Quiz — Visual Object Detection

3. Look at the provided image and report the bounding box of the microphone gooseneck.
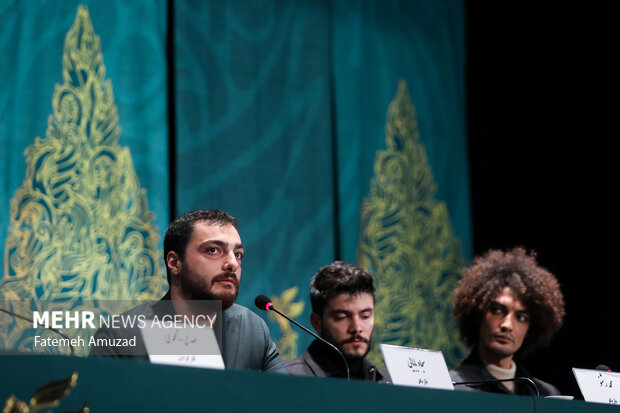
[453,377,540,396]
[255,294,350,380]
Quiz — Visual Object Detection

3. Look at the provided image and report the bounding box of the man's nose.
[348,316,363,333]
[500,314,514,331]
[222,251,239,272]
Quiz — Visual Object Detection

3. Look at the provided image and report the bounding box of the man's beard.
[180,269,239,310]
[321,329,372,360]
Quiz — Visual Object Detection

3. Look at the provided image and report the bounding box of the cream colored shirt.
[486,361,517,393]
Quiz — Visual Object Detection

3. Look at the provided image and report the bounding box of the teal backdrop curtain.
[0,0,170,255]
[332,0,470,263]
[0,0,169,353]
[173,0,470,363]
[173,0,337,359]
[1,0,469,365]
[331,0,469,364]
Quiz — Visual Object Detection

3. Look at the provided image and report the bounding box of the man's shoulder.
[222,303,286,373]
[226,303,265,324]
[284,347,391,382]
[516,361,562,396]
[363,358,391,383]
[284,351,316,376]
[449,351,493,391]
[374,364,391,383]
[450,351,483,373]
[450,357,485,379]
[284,353,306,366]
[531,377,561,396]
[88,303,155,357]
[224,303,271,343]
[226,303,253,316]
[118,300,161,318]
[450,352,562,396]
[449,364,479,386]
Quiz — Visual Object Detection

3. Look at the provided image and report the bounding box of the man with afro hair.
[450,248,565,396]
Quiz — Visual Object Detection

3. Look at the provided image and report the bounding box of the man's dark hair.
[310,261,375,316]
[163,209,238,284]
[453,247,565,357]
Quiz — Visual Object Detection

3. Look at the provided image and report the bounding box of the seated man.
[90,209,286,373]
[450,248,565,395]
[285,261,390,382]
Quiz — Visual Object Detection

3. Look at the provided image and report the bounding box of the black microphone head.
[596,364,612,371]
[255,295,273,311]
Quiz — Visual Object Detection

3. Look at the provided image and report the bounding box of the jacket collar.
[304,339,385,381]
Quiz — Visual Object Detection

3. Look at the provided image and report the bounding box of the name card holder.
[573,368,620,405]
[142,324,224,370]
[380,344,454,390]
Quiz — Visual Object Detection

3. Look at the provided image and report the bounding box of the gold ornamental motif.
[0,6,166,355]
[3,372,88,413]
[268,286,305,360]
[359,80,467,367]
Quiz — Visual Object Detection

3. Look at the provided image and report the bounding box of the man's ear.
[310,312,322,335]
[166,251,182,277]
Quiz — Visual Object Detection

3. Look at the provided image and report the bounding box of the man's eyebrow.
[198,240,244,251]
[199,240,227,248]
[489,301,529,313]
[330,308,373,314]
[329,309,352,315]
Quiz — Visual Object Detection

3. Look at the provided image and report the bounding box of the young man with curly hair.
[450,247,565,396]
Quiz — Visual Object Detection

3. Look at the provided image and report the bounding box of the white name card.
[142,325,225,370]
[380,344,454,390]
[573,368,620,405]
[147,354,225,369]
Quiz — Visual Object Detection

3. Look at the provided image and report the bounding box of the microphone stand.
[453,377,540,396]
[258,300,350,380]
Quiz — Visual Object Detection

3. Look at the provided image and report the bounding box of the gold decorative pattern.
[0,6,166,354]
[268,286,305,360]
[358,80,467,367]
[3,372,88,413]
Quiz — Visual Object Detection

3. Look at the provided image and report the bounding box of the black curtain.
[466,2,617,397]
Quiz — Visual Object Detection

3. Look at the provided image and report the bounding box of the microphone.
[453,377,540,396]
[0,307,75,355]
[255,295,274,311]
[255,294,350,380]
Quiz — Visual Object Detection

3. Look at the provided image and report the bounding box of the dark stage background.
[466,2,617,397]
